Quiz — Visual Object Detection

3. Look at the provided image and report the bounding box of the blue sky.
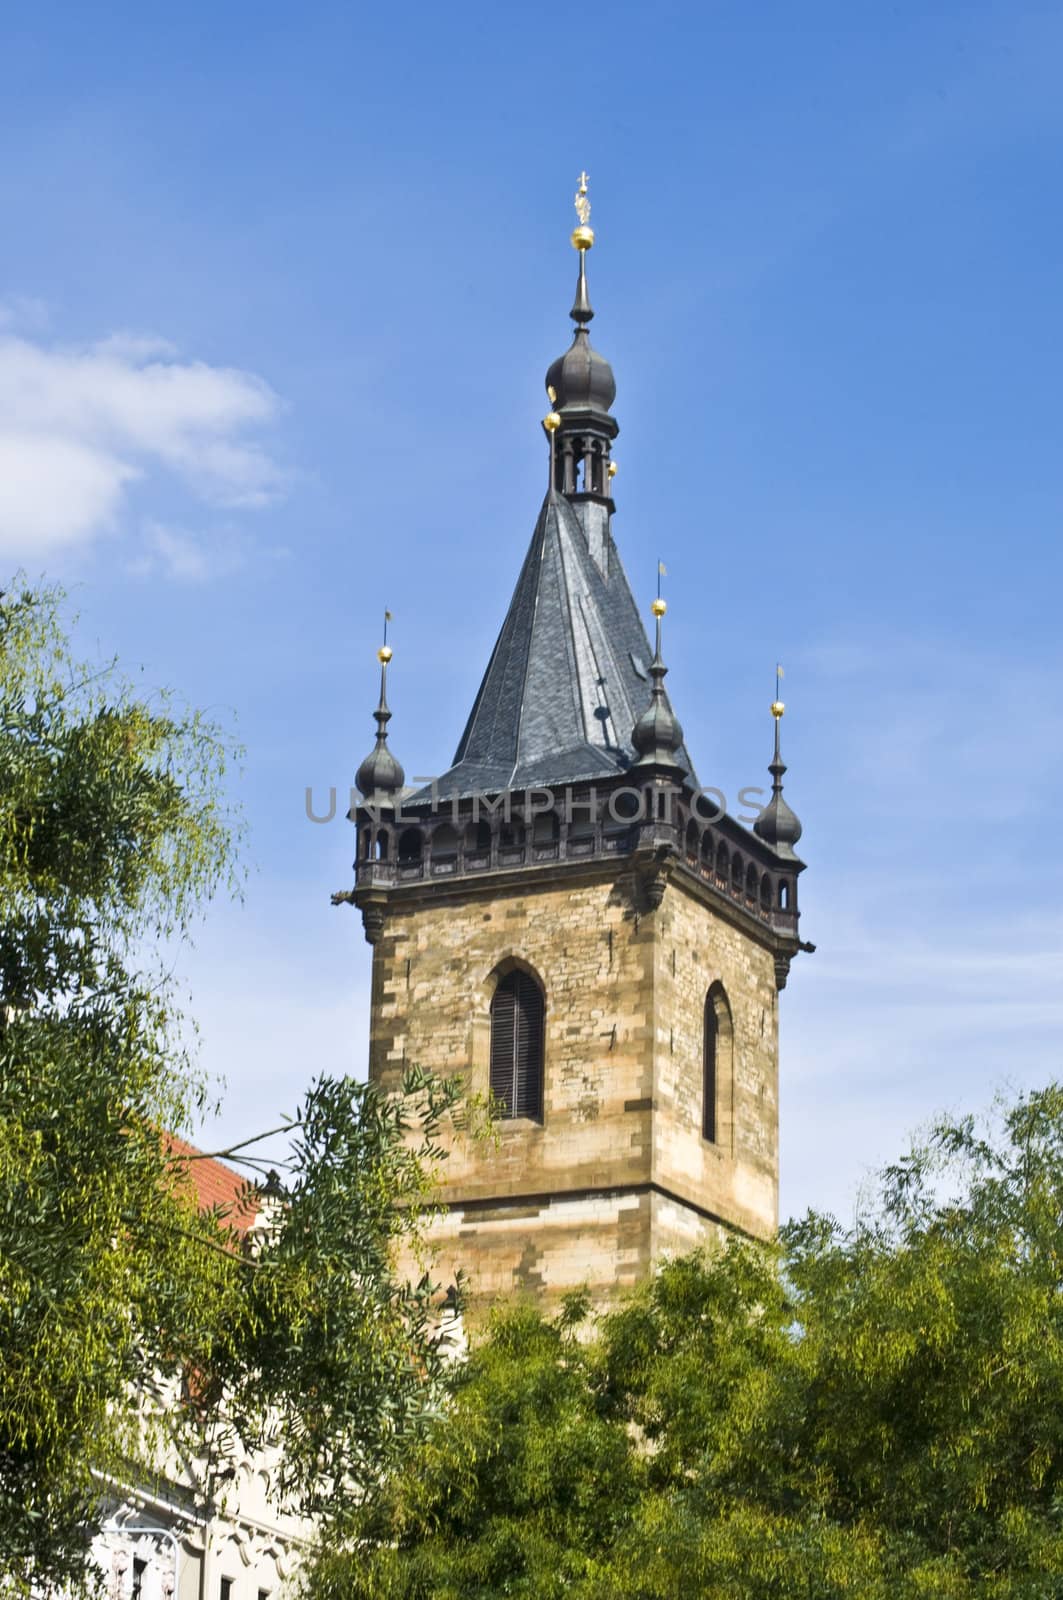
[2,1,1061,1223]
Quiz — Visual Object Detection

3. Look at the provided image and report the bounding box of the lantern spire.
[355,612,405,800]
[631,571,685,771]
[753,668,803,857]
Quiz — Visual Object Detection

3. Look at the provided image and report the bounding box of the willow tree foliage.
[309,1085,1063,1600]
[0,582,458,1594]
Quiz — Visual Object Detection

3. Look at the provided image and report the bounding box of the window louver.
[490,970,544,1121]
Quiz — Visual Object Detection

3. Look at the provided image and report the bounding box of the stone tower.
[340,182,809,1304]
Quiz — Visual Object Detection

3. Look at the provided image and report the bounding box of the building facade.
[87,1144,310,1600]
[340,181,809,1305]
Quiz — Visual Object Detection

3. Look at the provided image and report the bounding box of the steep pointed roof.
[423,492,695,800]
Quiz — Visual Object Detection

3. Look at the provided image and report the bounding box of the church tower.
[340,179,809,1303]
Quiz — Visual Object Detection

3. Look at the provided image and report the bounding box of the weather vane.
[574,171,591,228]
[571,171,595,251]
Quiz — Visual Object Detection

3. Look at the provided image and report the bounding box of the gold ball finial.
[378,645,393,664]
[543,410,562,433]
[571,224,595,250]
[651,597,667,618]
[771,699,785,719]
[607,459,618,478]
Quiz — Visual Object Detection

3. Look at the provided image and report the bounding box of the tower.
[340,180,809,1304]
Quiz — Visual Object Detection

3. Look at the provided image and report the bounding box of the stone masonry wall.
[651,874,779,1248]
[369,858,779,1303]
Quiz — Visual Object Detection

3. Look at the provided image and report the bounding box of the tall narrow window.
[490,968,545,1121]
[703,997,718,1143]
[703,983,732,1145]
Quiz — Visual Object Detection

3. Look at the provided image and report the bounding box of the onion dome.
[632,599,685,770]
[545,247,617,416]
[545,329,616,416]
[753,695,803,856]
[356,638,405,800]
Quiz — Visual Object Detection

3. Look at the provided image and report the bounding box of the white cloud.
[138,521,214,583]
[0,432,137,550]
[130,518,284,583]
[0,326,285,558]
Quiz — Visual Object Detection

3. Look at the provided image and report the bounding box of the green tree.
[0,581,458,1594]
[309,1085,1063,1599]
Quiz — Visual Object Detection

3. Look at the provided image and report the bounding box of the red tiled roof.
[166,1132,259,1236]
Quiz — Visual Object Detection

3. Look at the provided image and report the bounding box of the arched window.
[490,968,545,1121]
[532,810,560,846]
[432,822,459,859]
[703,983,732,1145]
[398,827,423,865]
[569,805,597,850]
[609,789,642,822]
[466,819,492,852]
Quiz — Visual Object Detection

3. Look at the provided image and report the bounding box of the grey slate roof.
[417,492,696,802]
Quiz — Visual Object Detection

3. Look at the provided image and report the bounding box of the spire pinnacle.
[771,662,785,721]
[632,579,685,771]
[355,612,405,801]
[754,666,802,855]
[570,170,595,323]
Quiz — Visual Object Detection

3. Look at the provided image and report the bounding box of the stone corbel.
[775,940,813,991]
[356,891,388,946]
[336,884,389,945]
[634,842,674,913]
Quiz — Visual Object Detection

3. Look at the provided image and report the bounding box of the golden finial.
[378,609,393,664]
[607,459,618,478]
[571,170,594,250]
[772,662,785,718]
[543,410,562,433]
[651,559,667,615]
